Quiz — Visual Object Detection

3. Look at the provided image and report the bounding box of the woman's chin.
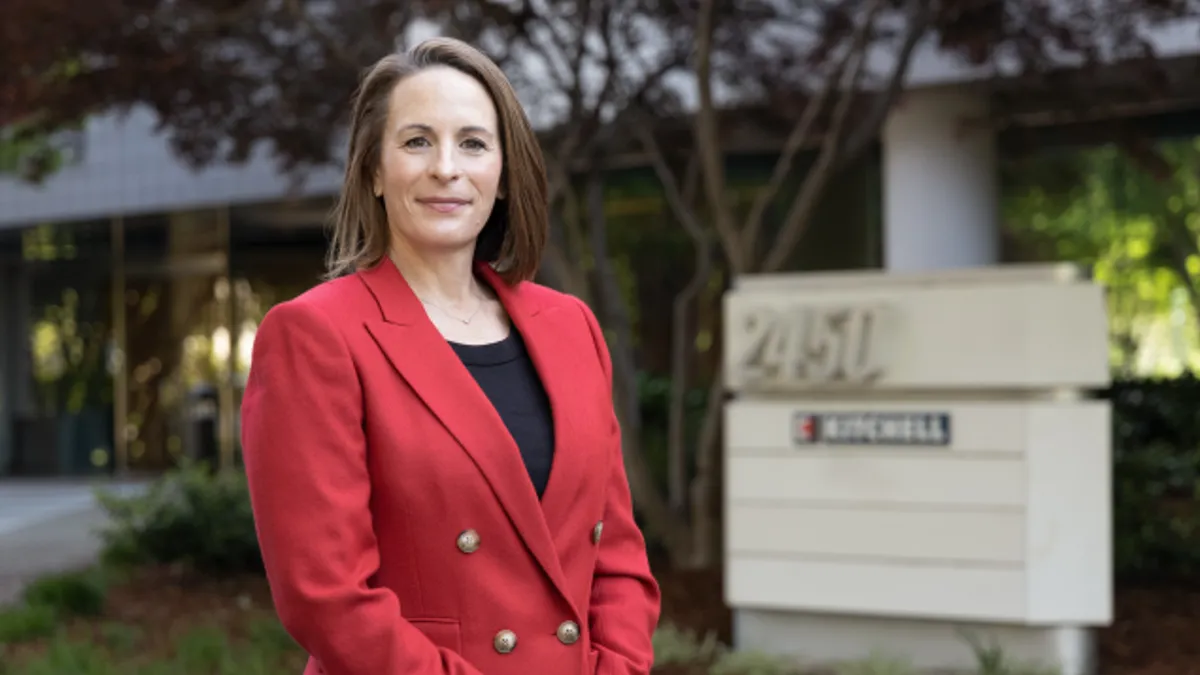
[411,231,484,255]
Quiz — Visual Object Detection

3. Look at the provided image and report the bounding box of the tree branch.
[688,369,725,567]
[695,0,745,275]
[741,7,873,262]
[837,0,933,169]
[584,161,690,552]
[636,119,712,513]
[282,0,362,71]
[759,0,880,273]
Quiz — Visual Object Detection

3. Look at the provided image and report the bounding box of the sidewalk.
[0,481,146,606]
[0,508,109,605]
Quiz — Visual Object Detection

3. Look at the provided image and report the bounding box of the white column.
[882,86,999,271]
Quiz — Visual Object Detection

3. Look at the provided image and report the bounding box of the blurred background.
[2,1,1200,674]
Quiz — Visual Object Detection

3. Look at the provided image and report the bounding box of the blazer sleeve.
[576,297,663,675]
[240,298,484,675]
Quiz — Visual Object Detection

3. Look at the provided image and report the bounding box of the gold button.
[494,629,517,654]
[592,521,603,545]
[556,620,580,645]
[456,529,480,554]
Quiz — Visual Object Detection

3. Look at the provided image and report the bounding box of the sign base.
[734,608,1094,675]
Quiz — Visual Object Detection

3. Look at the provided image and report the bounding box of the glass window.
[2,219,114,476]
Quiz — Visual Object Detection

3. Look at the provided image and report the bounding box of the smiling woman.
[375,66,506,294]
[324,40,547,292]
[239,37,661,675]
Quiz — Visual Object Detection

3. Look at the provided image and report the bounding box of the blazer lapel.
[358,260,574,611]
[484,266,595,549]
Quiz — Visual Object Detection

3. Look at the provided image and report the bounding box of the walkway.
[0,480,145,605]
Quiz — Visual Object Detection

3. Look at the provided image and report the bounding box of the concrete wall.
[0,108,341,229]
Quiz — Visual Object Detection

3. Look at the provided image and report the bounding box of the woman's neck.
[388,241,483,308]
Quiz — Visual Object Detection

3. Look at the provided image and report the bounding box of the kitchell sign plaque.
[793,411,951,446]
[722,264,1112,675]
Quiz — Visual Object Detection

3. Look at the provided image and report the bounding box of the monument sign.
[723,264,1111,675]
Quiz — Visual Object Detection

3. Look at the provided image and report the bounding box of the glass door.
[113,210,234,474]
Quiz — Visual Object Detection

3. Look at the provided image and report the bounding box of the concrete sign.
[723,264,1112,675]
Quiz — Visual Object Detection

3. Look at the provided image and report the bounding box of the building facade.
[0,108,338,476]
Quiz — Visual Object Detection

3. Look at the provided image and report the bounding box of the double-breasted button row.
[460,522,601,554]
[460,529,585,655]
[492,622,580,655]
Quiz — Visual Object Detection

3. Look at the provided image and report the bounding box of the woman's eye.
[403,137,430,148]
[462,138,487,151]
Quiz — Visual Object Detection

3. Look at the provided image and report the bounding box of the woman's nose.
[430,146,460,181]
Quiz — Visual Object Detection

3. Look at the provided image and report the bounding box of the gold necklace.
[419,296,484,325]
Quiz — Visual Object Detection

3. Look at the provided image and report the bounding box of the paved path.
[0,480,146,606]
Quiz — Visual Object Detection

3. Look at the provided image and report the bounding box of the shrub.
[962,630,1060,675]
[836,653,917,675]
[22,568,107,618]
[172,624,237,674]
[9,636,116,675]
[96,462,263,576]
[1108,378,1200,584]
[653,624,726,669]
[0,569,109,647]
[0,603,57,644]
[711,650,800,675]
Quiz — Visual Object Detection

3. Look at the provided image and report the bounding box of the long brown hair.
[325,38,548,284]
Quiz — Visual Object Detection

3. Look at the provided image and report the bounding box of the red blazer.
[240,259,661,675]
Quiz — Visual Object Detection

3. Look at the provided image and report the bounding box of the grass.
[0,617,303,674]
[0,565,305,675]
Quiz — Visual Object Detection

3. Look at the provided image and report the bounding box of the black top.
[449,330,556,498]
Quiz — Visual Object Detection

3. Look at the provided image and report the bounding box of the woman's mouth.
[419,198,470,213]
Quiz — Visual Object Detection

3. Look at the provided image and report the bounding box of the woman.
[239,37,661,675]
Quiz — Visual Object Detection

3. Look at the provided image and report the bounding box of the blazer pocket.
[409,618,463,653]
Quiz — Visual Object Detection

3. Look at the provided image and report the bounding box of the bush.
[97,463,262,576]
[22,569,107,618]
[0,603,57,644]
[0,569,109,648]
[653,624,726,669]
[1109,377,1200,585]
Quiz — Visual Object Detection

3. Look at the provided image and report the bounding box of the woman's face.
[375,66,504,257]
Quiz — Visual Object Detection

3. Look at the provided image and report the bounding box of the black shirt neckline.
[447,330,522,366]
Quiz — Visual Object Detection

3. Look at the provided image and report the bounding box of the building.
[2,17,1199,477]
[0,109,341,476]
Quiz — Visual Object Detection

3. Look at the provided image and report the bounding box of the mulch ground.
[7,563,1200,674]
[1098,586,1200,675]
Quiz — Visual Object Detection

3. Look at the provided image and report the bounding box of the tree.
[643,0,1200,566]
[622,0,933,567]
[0,122,78,182]
[2,0,1198,568]
[1006,139,1200,377]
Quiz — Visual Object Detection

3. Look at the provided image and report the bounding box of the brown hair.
[325,37,548,284]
